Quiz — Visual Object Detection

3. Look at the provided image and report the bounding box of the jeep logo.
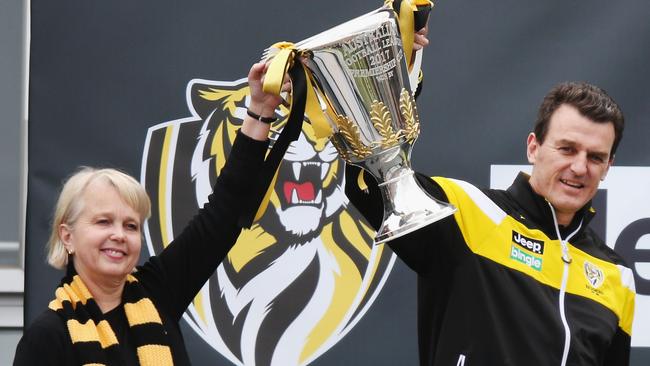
[512,230,545,254]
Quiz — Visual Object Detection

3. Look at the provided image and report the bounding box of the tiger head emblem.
[141,77,396,366]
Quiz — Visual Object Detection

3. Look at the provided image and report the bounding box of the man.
[345,82,636,365]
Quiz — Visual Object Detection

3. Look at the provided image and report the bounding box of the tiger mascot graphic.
[141,77,396,366]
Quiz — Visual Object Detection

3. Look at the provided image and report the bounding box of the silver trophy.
[268,4,456,243]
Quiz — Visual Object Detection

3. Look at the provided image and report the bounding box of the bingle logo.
[512,230,544,254]
[510,246,543,271]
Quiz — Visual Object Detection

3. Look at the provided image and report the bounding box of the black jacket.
[346,166,635,366]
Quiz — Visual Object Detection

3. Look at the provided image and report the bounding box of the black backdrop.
[26,1,650,364]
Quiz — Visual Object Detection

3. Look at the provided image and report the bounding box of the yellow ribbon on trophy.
[397,0,416,68]
[388,0,432,69]
[249,42,334,223]
[263,42,333,139]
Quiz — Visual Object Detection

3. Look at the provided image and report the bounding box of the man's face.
[527,104,615,225]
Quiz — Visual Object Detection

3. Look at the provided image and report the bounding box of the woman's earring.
[67,248,74,255]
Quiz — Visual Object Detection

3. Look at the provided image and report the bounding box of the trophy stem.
[374,167,456,244]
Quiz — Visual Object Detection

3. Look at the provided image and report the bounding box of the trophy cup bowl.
[274,5,456,244]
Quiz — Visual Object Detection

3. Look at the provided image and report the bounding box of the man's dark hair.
[534,81,624,156]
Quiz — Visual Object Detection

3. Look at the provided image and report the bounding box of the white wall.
[0,0,27,361]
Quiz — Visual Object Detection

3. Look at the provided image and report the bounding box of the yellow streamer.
[263,42,332,140]
[253,42,297,222]
[304,72,333,139]
[398,0,416,68]
[253,167,280,222]
[263,47,295,96]
[357,169,368,192]
[253,40,344,221]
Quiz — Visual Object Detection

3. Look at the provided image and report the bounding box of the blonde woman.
[14,62,281,366]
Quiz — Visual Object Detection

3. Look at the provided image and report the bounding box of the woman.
[13,62,284,365]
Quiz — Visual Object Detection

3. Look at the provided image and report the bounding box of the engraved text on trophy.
[341,23,404,81]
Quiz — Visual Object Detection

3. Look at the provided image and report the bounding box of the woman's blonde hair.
[47,167,151,269]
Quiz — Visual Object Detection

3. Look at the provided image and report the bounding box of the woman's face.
[60,179,142,287]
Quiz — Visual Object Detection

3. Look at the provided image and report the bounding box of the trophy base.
[374,170,456,245]
[375,204,456,244]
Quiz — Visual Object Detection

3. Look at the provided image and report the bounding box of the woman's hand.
[247,62,286,118]
[241,61,290,141]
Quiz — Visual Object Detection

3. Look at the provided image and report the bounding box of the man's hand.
[413,26,429,51]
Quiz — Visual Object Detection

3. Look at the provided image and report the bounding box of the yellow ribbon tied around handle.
[262,42,295,96]
[263,42,333,140]
[264,42,333,139]
[398,0,417,68]
[394,0,432,69]
[251,42,333,223]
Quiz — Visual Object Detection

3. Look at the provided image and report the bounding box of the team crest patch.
[584,260,605,289]
[140,77,396,365]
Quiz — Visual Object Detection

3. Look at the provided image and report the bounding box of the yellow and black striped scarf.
[49,271,174,366]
